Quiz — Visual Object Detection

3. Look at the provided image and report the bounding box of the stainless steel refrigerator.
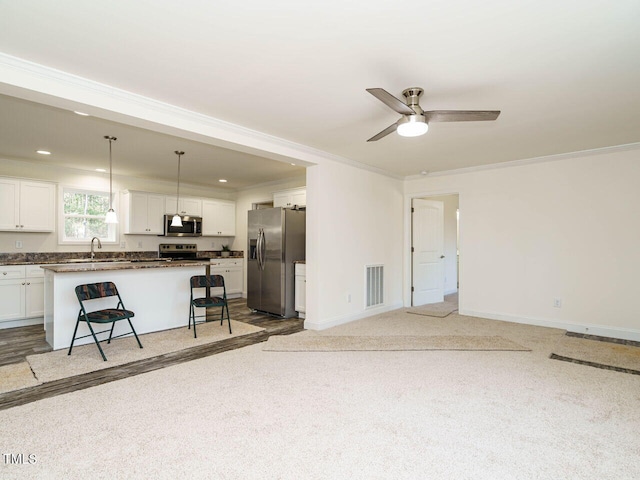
[247,207,305,317]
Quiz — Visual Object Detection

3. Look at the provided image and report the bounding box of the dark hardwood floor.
[0,324,52,368]
[0,298,304,411]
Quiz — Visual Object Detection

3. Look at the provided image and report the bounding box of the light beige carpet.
[406,301,458,317]
[24,320,264,384]
[263,334,530,352]
[0,362,41,394]
[406,291,459,318]
[551,335,640,373]
[2,309,640,480]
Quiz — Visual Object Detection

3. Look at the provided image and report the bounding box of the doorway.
[411,194,459,306]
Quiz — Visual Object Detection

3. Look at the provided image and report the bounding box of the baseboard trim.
[0,317,44,330]
[460,309,640,342]
[304,302,404,331]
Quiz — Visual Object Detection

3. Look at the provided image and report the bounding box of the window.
[59,187,117,243]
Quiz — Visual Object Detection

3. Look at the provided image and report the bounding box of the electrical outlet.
[120,241,126,249]
[15,240,23,249]
[553,298,562,308]
[137,241,143,249]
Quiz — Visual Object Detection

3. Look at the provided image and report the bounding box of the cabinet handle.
[27,282,31,285]
[22,282,26,285]
[2,272,6,275]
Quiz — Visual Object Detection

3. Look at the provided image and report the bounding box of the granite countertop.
[0,250,244,266]
[41,259,211,273]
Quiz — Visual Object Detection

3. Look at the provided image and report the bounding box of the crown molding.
[404,142,640,181]
[0,53,401,181]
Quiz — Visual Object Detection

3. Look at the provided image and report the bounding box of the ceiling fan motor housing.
[402,87,424,113]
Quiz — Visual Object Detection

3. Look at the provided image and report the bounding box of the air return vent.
[366,265,384,308]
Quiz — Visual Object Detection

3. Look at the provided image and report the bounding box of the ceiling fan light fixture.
[397,115,428,137]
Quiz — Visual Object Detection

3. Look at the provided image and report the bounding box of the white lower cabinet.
[210,258,243,298]
[25,266,45,318]
[295,263,306,318]
[0,265,45,324]
[0,278,26,321]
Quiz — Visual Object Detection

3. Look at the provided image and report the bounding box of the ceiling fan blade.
[424,110,501,122]
[367,122,398,142]
[366,88,415,115]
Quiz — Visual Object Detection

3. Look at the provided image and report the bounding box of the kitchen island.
[42,260,211,350]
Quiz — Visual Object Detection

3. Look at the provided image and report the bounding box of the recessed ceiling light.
[218,179,228,183]
[74,111,90,116]
[290,163,296,166]
[95,168,106,173]
[36,150,51,155]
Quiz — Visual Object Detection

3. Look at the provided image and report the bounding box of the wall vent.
[366,265,384,308]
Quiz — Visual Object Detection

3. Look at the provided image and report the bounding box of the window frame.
[58,185,118,245]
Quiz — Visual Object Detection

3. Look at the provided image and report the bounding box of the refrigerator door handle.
[256,228,262,269]
[259,229,266,271]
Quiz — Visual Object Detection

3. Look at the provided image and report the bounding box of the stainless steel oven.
[163,215,202,237]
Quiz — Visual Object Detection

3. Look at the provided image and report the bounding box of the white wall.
[404,147,640,340]
[305,159,404,329]
[0,158,235,254]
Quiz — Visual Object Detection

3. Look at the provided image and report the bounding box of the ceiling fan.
[366,87,500,142]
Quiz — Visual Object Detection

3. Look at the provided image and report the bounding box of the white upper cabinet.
[122,191,165,235]
[273,187,306,208]
[0,178,55,232]
[202,199,236,236]
[165,196,202,217]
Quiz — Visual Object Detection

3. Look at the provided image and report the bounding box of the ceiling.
[0,0,639,186]
[0,93,306,190]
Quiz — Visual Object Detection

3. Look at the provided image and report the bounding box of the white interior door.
[412,199,445,306]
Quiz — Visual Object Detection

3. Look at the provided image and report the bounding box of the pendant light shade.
[105,209,118,224]
[171,214,183,227]
[104,136,118,224]
[172,151,185,227]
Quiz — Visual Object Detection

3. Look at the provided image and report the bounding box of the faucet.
[90,237,102,260]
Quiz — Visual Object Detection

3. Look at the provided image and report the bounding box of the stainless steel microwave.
[163,215,202,237]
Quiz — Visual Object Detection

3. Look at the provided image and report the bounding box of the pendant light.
[104,136,118,224]
[171,151,185,227]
